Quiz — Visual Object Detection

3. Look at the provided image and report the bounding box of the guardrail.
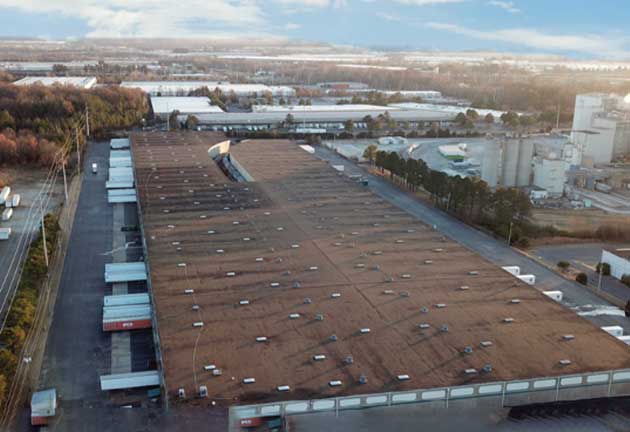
[231,369,630,422]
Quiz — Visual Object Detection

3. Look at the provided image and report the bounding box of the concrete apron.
[111,203,131,374]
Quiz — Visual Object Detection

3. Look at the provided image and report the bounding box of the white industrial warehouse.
[120,81,296,97]
[12,76,97,89]
[150,96,223,119]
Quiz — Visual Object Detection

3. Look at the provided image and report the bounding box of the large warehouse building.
[130,133,630,431]
[121,81,296,97]
[12,76,97,89]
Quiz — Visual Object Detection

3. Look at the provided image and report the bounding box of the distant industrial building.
[251,104,401,113]
[12,76,97,89]
[571,93,630,164]
[121,81,296,97]
[601,248,630,280]
[389,102,512,123]
[482,136,534,188]
[532,157,566,197]
[150,96,223,120]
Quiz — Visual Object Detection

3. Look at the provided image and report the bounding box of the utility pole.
[41,213,49,268]
[507,221,514,246]
[85,105,90,137]
[75,127,81,174]
[556,104,561,130]
[597,262,603,292]
[61,160,68,202]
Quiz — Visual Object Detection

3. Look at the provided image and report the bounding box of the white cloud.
[376,12,404,22]
[487,1,520,13]
[427,22,630,58]
[393,0,465,5]
[285,22,301,30]
[0,0,265,37]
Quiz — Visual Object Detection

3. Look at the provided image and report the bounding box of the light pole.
[597,262,603,292]
[507,221,514,246]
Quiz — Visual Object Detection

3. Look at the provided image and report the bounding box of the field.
[531,209,630,233]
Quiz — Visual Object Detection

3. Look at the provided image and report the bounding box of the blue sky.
[0,0,628,58]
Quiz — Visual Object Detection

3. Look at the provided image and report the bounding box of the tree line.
[368,148,533,245]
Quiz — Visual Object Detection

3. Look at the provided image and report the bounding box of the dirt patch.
[531,209,630,233]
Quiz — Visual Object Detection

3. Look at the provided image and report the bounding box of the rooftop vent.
[373,251,383,255]
[355,264,365,269]
[289,313,300,319]
[420,307,429,313]
[309,266,319,271]
[383,290,395,295]
[256,336,268,342]
[178,388,186,399]
[424,260,433,265]
[434,248,444,252]
[207,230,216,234]
[559,359,572,366]
[178,263,187,268]
[192,304,200,311]
[358,374,368,385]
[463,346,473,354]
[502,318,515,324]
[329,380,342,387]
[243,237,251,241]
[344,356,354,365]
[401,274,412,279]
[459,286,470,291]
[304,297,312,304]
[397,375,410,381]
[315,314,324,321]
[464,368,478,375]
[193,322,204,327]
[396,240,405,244]
[226,271,236,277]
[562,334,575,341]
[510,299,521,304]
[293,281,302,289]
[418,323,430,329]
[313,354,326,361]
[480,341,493,348]
[276,227,284,231]
[255,257,263,262]
[239,300,250,306]
[331,293,341,298]
[373,223,380,227]
[400,292,410,298]
[212,369,222,376]
[270,282,280,287]
[482,364,492,373]
[435,303,447,309]
[277,385,290,392]
[291,244,300,249]
[204,364,216,371]
[468,271,479,276]
[440,325,449,333]
[185,289,194,294]
[329,334,338,342]
[243,378,256,384]
[360,328,371,334]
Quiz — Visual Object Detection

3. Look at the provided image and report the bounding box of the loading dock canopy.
[100,370,160,391]
[110,138,130,149]
[104,262,147,283]
[104,293,150,307]
[102,304,152,331]
[106,180,134,189]
[31,388,56,419]
[107,188,137,204]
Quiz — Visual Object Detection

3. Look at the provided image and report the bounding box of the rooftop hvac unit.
[401,274,411,279]
[480,341,493,348]
[329,334,338,342]
[289,313,300,319]
[373,251,383,255]
[193,322,204,328]
[468,271,479,276]
[463,346,473,354]
[226,272,236,277]
[178,263,187,267]
[407,229,416,233]
[397,375,410,381]
[434,248,444,252]
[243,378,256,384]
[204,364,216,371]
[420,307,429,313]
[331,293,341,298]
[207,230,216,234]
[385,276,394,283]
[344,356,354,365]
[239,300,250,306]
[309,266,319,271]
[510,299,521,304]
[400,292,410,298]
[559,359,572,366]
[212,369,222,376]
[178,388,186,399]
[216,249,224,254]
[464,369,477,375]
[199,386,208,398]
[502,318,514,324]
[293,282,301,289]
[355,264,365,269]
[255,257,263,262]
[329,380,342,387]
[440,325,449,333]
[396,240,405,244]
[313,355,326,361]
[424,260,433,265]
[192,305,200,311]
[358,374,368,385]
[277,385,290,392]
[243,237,251,241]
[562,334,575,341]
[418,323,430,329]
[459,286,470,291]
[291,244,300,249]
[256,337,268,342]
[435,303,447,308]
[383,290,395,295]
[360,328,371,334]
[270,282,280,287]
[185,289,194,294]
[315,314,324,321]
[483,364,492,373]
[373,265,381,271]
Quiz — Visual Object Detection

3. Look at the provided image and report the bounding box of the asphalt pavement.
[313,146,630,333]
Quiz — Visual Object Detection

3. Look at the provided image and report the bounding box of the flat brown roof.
[131,133,630,406]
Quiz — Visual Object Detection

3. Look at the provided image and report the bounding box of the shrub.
[576,272,588,285]
[622,274,630,288]
[557,261,570,270]
[596,262,611,276]
[515,237,530,248]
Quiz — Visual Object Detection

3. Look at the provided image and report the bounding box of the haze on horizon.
[0,0,629,60]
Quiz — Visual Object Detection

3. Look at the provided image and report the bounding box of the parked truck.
[0,228,10,240]
[31,388,57,426]
[2,207,13,221]
[5,193,20,208]
[0,186,9,205]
